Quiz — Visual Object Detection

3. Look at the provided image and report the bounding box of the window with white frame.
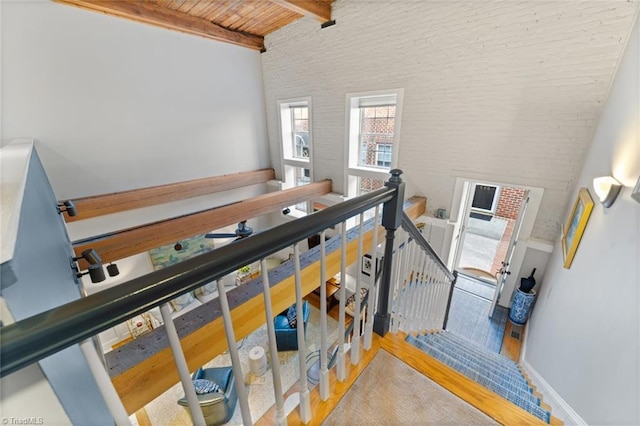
[279,98,313,215]
[345,89,403,197]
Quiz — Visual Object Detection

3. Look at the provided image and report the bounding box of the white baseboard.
[520,359,587,425]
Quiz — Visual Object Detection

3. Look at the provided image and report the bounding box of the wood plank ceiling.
[54,0,333,50]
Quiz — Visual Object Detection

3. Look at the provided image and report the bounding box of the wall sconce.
[593,176,622,208]
[71,249,105,283]
[174,242,183,251]
[282,207,291,215]
[57,200,77,217]
[106,263,120,277]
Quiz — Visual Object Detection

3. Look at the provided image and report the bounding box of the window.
[345,89,403,197]
[291,106,309,159]
[358,105,396,169]
[278,98,313,216]
[376,144,392,167]
[471,184,500,214]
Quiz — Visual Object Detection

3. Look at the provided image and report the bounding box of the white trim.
[520,359,587,425]
[277,97,313,182]
[343,88,404,196]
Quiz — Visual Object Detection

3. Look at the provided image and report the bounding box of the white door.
[447,181,473,270]
[489,191,530,317]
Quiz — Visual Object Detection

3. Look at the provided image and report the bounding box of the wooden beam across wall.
[54,0,264,50]
[270,0,332,22]
[64,168,275,223]
[112,196,426,414]
[73,180,333,269]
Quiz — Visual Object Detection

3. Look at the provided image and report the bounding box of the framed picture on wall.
[562,187,594,269]
[361,253,383,277]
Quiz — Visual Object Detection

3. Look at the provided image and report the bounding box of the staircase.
[407,330,553,423]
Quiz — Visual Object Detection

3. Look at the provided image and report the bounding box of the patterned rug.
[142,305,338,425]
[445,287,508,353]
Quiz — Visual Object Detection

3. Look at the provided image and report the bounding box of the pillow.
[192,379,221,395]
[286,305,298,328]
[200,281,218,296]
[171,292,195,312]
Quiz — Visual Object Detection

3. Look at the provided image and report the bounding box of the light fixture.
[57,200,77,217]
[106,263,120,277]
[74,249,102,265]
[631,177,640,204]
[71,249,106,283]
[593,176,622,208]
[282,207,291,215]
[174,242,183,251]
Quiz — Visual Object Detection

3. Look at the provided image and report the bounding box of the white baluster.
[216,281,252,426]
[388,228,403,334]
[293,243,311,423]
[337,222,347,382]
[406,241,420,332]
[395,230,411,333]
[260,259,287,426]
[319,230,330,401]
[159,302,207,426]
[417,251,429,330]
[79,340,131,426]
[364,205,380,350]
[351,213,365,365]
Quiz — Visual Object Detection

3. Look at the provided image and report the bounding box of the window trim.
[278,97,313,216]
[277,97,313,180]
[344,88,404,197]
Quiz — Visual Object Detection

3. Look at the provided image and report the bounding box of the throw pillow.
[192,379,221,395]
[170,292,195,312]
[286,305,298,328]
[200,281,218,296]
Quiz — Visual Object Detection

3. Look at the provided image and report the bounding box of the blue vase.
[509,288,536,325]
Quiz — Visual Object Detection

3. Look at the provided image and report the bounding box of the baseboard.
[520,359,587,425]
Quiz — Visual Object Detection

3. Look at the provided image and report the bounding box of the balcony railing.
[1,169,455,425]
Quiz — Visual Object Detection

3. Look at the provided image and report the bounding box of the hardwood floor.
[501,319,525,362]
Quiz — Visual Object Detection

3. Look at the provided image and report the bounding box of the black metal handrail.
[0,186,396,378]
[401,212,455,281]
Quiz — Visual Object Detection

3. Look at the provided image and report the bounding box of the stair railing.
[388,212,457,334]
[1,170,407,425]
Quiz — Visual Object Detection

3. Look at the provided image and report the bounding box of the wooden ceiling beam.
[270,0,331,22]
[54,0,264,50]
[63,169,275,222]
[73,180,333,269]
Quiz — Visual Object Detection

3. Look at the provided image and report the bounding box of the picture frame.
[562,187,594,269]
[361,253,383,277]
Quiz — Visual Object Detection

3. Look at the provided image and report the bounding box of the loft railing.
[387,212,457,334]
[1,170,413,425]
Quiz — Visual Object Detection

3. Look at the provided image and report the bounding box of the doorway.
[448,179,541,309]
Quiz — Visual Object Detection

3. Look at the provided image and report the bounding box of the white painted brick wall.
[261,0,638,241]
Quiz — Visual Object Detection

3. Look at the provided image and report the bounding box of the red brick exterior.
[495,187,526,220]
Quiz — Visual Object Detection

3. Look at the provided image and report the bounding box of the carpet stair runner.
[406,331,552,423]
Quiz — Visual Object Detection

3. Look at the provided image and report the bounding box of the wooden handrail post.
[442,270,458,330]
[373,169,405,337]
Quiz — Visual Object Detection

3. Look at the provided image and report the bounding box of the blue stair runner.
[406,331,551,423]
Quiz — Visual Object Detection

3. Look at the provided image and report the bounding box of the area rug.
[445,287,508,354]
[323,350,497,425]
[143,305,338,425]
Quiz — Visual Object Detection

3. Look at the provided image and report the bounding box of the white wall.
[261,1,638,242]
[1,1,269,201]
[524,15,639,425]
